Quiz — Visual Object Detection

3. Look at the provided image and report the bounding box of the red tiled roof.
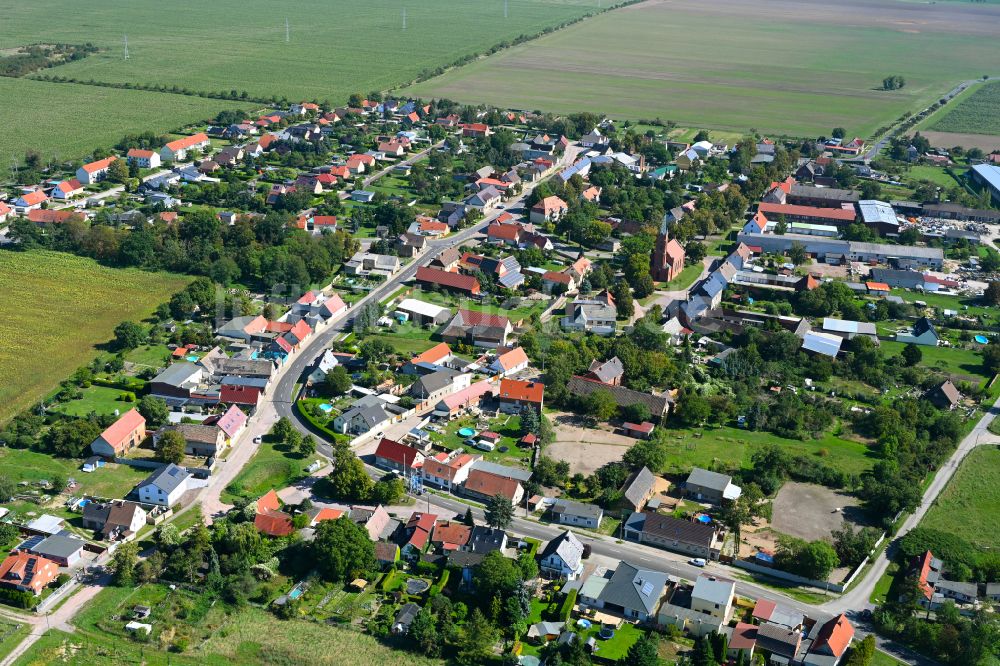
[865,282,890,292]
[488,223,521,241]
[495,347,528,372]
[18,190,47,206]
[127,148,156,158]
[164,133,209,152]
[220,384,262,406]
[730,622,758,650]
[313,215,338,227]
[623,421,654,434]
[289,319,312,342]
[258,490,281,512]
[752,598,776,621]
[416,267,480,293]
[312,508,344,524]
[431,520,472,548]
[55,179,83,194]
[498,378,544,404]
[0,551,58,594]
[80,156,116,173]
[758,201,856,222]
[411,342,452,366]
[255,509,293,537]
[374,438,423,468]
[533,195,568,214]
[457,309,509,329]
[543,271,573,284]
[813,614,854,657]
[464,469,521,501]
[97,409,145,453]
[405,512,438,550]
[28,209,78,224]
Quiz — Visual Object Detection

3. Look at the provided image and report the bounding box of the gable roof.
[80,156,117,173]
[456,309,510,329]
[464,469,521,501]
[431,520,472,549]
[636,512,715,549]
[216,405,247,438]
[599,561,667,615]
[96,409,145,453]
[374,438,423,469]
[164,133,208,152]
[812,613,854,658]
[567,376,670,415]
[539,530,584,571]
[623,467,656,509]
[498,378,544,404]
[410,342,452,366]
[415,267,480,293]
[138,463,191,494]
[587,357,624,384]
[494,346,529,372]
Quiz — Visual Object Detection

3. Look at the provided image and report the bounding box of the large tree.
[719,483,765,558]
[113,320,147,351]
[485,493,514,530]
[325,365,352,395]
[137,395,169,427]
[324,447,373,501]
[156,430,186,464]
[312,517,375,582]
[109,540,139,586]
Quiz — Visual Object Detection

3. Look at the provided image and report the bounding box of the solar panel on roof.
[641,581,654,597]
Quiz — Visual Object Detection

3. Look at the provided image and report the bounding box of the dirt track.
[920,131,1000,152]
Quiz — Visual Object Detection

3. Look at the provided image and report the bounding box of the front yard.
[221,438,314,503]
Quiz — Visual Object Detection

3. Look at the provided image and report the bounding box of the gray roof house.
[684,467,741,504]
[896,317,939,346]
[136,463,192,507]
[539,530,585,580]
[550,499,603,529]
[22,533,85,567]
[581,561,668,622]
[621,467,657,512]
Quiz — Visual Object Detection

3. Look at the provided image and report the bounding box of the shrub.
[559,589,577,622]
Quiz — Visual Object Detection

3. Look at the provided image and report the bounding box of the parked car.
[688,558,707,567]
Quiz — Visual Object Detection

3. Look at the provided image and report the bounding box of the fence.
[734,529,888,594]
[36,577,78,614]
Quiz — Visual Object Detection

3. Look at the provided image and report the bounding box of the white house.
[51,179,84,200]
[126,148,161,169]
[488,347,529,377]
[160,133,210,162]
[13,189,48,213]
[136,464,192,507]
[76,156,117,185]
[539,530,586,580]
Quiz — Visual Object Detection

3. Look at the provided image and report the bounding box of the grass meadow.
[0,250,190,426]
[0,0,609,104]
[221,438,312,503]
[921,446,1000,550]
[407,0,1000,137]
[0,78,253,177]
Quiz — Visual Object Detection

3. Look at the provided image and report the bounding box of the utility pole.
[285,17,290,43]
[123,34,129,61]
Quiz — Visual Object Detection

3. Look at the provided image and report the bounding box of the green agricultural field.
[929,80,1000,135]
[0,250,191,427]
[408,0,1000,137]
[0,0,609,104]
[920,446,1000,550]
[0,77,253,177]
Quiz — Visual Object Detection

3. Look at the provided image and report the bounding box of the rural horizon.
[0,0,998,665]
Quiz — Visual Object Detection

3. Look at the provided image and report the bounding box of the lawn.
[365,321,438,357]
[871,650,908,666]
[0,448,147,500]
[879,341,990,384]
[408,0,1000,137]
[920,446,1000,550]
[416,288,550,324]
[660,262,703,292]
[0,619,30,662]
[869,561,900,605]
[0,77,253,178]
[658,424,876,478]
[0,0,607,108]
[905,165,962,189]
[48,385,137,418]
[221,438,312,503]
[927,80,1000,136]
[0,250,190,427]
